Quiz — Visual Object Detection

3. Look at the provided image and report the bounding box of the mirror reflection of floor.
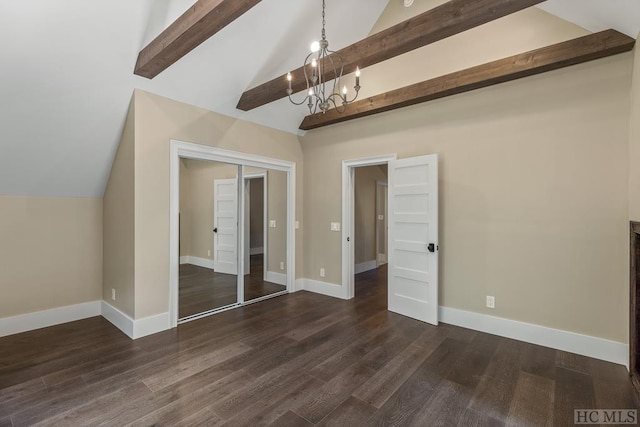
[178,254,286,319]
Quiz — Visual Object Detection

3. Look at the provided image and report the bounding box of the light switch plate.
[295,221,300,229]
[330,222,341,232]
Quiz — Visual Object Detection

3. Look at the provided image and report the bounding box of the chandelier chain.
[321,0,326,41]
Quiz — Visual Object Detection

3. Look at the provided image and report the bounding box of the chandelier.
[286,0,361,115]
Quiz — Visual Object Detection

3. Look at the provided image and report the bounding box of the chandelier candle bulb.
[342,85,347,95]
[355,67,360,86]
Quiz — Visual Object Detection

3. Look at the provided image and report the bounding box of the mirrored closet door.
[177,160,290,322]
[243,168,288,303]
[178,159,240,320]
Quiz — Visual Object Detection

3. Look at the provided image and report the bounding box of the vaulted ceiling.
[0,0,638,198]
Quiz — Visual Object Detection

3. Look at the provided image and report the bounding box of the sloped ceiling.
[0,0,638,198]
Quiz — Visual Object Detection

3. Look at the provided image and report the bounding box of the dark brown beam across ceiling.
[135,0,262,79]
[299,30,635,131]
[236,0,546,111]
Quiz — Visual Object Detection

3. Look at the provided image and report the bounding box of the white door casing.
[387,154,439,325]
[213,178,238,275]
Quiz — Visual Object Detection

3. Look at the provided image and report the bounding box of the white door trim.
[169,140,296,328]
[341,154,397,299]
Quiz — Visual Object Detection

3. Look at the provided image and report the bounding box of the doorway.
[342,154,440,325]
[169,141,296,327]
[353,165,388,299]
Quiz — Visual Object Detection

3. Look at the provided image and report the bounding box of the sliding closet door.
[178,159,240,321]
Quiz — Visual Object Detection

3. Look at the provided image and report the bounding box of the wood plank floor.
[179,254,286,318]
[1,266,638,426]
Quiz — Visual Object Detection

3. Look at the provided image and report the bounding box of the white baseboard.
[101,301,170,339]
[355,260,377,274]
[181,256,214,269]
[299,278,347,300]
[293,279,305,292]
[250,247,264,255]
[439,306,628,368]
[0,301,102,338]
[101,301,134,338]
[265,271,287,286]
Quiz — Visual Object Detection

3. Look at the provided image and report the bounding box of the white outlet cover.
[486,296,495,309]
[269,220,277,228]
[330,222,341,231]
[378,215,384,220]
[295,221,300,229]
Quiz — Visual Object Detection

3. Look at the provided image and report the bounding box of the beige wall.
[266,170,288,274]
[302,14,632,342]
[354,165,387,264]
[0,196,102,318]
[103,97,135,316]
[630,41,640,222]
[180,159,238,260]
[179,160,288,275]
[133,89,303,319]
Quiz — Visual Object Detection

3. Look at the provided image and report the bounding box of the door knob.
[213,227,218,233]
[427,243,437,253]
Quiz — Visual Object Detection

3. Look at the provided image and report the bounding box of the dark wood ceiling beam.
[236,0,546,111]
[135,0,262,79]
[299,30,635,131]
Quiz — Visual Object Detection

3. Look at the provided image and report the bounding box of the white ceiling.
[0,0,637,197]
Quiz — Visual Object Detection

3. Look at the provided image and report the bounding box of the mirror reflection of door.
[244,168,287,302]
[179,159,239,320]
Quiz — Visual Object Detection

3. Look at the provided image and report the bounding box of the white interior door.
[388,154,438,325]
[213,178,238,275]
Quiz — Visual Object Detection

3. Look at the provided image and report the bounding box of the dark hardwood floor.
[1,267,638,426]
[179,254,286,318]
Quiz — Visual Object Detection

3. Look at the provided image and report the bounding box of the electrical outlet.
[269,220,277,228]
[111,288,116,301]
[280,261,284,270]
[486,296,495,309]
[320,268,325,278]
[295,221,300,229]
[330,222,341,231]
[207,249,211,257]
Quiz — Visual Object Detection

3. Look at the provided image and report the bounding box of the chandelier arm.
[328,95,347,114]
[327,50,344,93]
[287,93,311,106]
